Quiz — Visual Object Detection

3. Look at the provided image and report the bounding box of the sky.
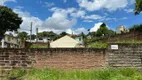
[0,0,142,34]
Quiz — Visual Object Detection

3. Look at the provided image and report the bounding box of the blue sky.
[1,0,142,34]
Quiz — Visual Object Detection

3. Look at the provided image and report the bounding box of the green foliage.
[129,24,142,32]
[2,68,142,80]
[87,23,115,43]
[8,69,26,78]
[30,34,36,40]
[88,42,108,48]
[37,31,58,41]
[135,0,142,15]
[116,40,142,44]
[18,32,28,40]
[96,23,109,37]
[0,69,26,80]
[107,30,116,36]
[30,44,48,48]
[59,32,68,37]
[0,6,22,37]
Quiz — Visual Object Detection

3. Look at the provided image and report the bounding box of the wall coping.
[109,43,142,45]
[0,48,106,51]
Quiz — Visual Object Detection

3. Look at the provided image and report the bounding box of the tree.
[134,0,142,15]
[107,30,115,37]
[29,34,36,40]
[95,23,115,38]
[60,32,68,37]
[0,6,22,38]
[96,23,109,37]
[37,31,58,41]
[129,24,142,32]
[18,32,28,40]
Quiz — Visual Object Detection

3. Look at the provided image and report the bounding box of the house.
[116,25,129,34]
[0,31,20,48]
[50,35,81,48]
[74,35,84,45]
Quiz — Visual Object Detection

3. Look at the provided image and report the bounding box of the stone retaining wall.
[108,43,142,69]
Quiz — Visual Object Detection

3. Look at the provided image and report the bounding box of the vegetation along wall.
[0,44,142,71]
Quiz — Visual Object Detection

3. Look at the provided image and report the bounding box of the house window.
[79,38,81,41]
[8,37,11,41]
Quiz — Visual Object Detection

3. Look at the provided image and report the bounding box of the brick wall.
[0,48,106,70]
[1,44,142,70]
[108,43,142,69]
[0,49,32,70]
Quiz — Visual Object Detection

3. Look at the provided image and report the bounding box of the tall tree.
[96,23,115,37]
[134,0,142,15]
[96,23,109,37]
[0,6,22,38]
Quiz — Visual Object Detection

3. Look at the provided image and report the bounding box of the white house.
[116,25,128,34]
[50,35,80,48]
[74,35,84,45]
[0,31,20,48]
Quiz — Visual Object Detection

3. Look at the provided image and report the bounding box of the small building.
[74,35,84,45]
[0,31,20,48]
[50,35,80,48]
[26,37,51,43]
[116,25,129,34]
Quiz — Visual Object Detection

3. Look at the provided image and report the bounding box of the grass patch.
[115,40,142,44]
[88,42,108,48]
[2,68,142,80]
[30,44,48,48]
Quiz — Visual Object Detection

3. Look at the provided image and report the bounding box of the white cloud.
[50,7,87,19]
[13,8,43,34]
[15,6,24,9]
[82,14,104,20]
[129,0,135,4]
[66,29,73,34]
[105,18,117,21]
[44,2,55,7]
[13,7,77,34]
[83,20,93,23]
[42,7,77,30]
[105,17,128,22]
[74,27,88,34]
[63,0,67,3]
[0,0,16,5]
[124,9,133,13]
[50,7,76,14]
[71,10,86,18]
[66,27,88,35]
[90,22,103,32]
[77,0,128,11]
[122,17,128,20]
[41,11,77,30]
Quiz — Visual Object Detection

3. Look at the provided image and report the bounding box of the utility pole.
[36,27,38,42]
[30,22,32,42]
